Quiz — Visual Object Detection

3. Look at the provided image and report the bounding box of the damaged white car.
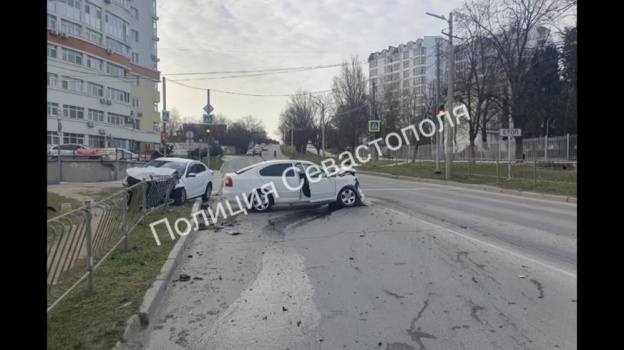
[222,160,365,212]
[122,157,214,205]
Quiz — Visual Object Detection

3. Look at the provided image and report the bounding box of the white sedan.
[122,157,214,205]
[222,159,365,212]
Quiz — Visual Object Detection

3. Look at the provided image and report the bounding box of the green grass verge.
[77,187,124,202]
[48,192,83,220]
[47,202,194,350]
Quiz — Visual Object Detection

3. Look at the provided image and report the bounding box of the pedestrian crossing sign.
[369,120,380,132]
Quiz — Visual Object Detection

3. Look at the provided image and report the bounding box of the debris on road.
[227,230,240,235]
[187,255,193,258]
[519,275,527,278]
[193,277,203,281]
[282,306,288,312]
[179,274,191,282]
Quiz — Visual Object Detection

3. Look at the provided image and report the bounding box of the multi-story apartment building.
[368,36,447,116]
[47,0,161,153]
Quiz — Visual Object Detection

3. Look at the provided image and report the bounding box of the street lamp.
[427,11,455,180]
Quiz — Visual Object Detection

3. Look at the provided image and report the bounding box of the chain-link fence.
[47,176,176,313]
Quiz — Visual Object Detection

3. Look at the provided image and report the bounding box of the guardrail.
[46,176,177,313]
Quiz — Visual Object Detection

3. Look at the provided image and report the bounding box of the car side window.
[60,145,73,150]
[194,163,206,173]
[259,163,294,177]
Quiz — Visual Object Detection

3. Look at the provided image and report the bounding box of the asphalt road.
[140,143,577,350]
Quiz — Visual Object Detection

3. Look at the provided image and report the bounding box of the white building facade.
[47,0,161,153]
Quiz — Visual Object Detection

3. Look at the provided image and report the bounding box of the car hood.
[126,167,176,180]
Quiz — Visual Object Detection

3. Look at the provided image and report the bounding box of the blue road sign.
[57,121,62,132]
[203,114,214,124]
[162,110,170,123]
[369,120,380,132]
[203,104,214,115]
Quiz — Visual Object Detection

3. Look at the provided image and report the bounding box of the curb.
[112,198,202,350]
[358,170,576,204]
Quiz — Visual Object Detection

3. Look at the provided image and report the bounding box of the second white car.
[222,159,365,212]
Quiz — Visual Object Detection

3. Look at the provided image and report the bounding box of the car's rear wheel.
[250,190,272,212]
[173,188,187,205]
[202,183,212,201]
[337,187,359,208]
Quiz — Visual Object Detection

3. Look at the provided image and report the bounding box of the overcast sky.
[155,0,477,139]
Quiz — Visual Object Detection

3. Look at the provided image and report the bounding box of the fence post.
[467,148,471,179]
[85,201,94,294]
[141,183,147,227]
[533,159,537,186]
[496,157,499,184]
[123,190,129,251]
[566,133,570,160]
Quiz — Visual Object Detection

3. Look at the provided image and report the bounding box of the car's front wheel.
[173,188,187,205]
[337,187,359,208]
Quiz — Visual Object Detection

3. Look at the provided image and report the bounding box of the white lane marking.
[377,205,577,279]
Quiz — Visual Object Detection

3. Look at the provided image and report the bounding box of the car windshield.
[144,160,187,174]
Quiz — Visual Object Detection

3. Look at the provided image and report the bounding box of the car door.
[193,162,211,194]
[301,162,336,203]
[257,162,299,204]
[184,163,203,198]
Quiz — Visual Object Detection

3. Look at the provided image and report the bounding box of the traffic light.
[161,132,167,144]
[205,127,211,134]
[438,105,445,118]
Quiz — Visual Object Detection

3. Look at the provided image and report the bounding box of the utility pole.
[162,76,167,157]
[434,38,441,174]
[446,12,454,180]
[320,102,325,157]
[290,115,294,149]
[207,89,211,168]
[372,80,376,159]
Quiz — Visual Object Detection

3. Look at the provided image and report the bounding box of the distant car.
[246,149,255,156]
[222,159,365,212]
[100,148,139,161]
[122,157,214,205]
[47,144,93,158]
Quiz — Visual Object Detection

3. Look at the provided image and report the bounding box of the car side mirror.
[187,173,196,178]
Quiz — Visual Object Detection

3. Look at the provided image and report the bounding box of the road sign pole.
[508,134,511,180]
[57,109,62,183]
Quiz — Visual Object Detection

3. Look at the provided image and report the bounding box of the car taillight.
[225,176,233,187]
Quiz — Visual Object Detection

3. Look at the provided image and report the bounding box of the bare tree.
[278,90,319,153]
[460,0,573,158]
[331,56,369,151]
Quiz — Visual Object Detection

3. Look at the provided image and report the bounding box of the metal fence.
[46,176,177,312]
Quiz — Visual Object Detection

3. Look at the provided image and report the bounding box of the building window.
[47,131,60,145]
[131,29,139,42]
[370,69,377,77]
[384,66,391,74]
[153,0,157,14]
[403,51,409,59]
[60,0,82,22]
[134,120,140,130]
[404,61,409,69]
[105,11,130,43]
[132,52,139,64]
[86,56,102,70]
[48,102,59,118]
[416,67,426,75]
[370,60,377,68]
[61,76,84,92]
[107,88,130,104]
[153,82,158,91]
[133,75,140,86]
[62,48,83,65]
[88,135,106,148]
[106,37,130,56]
[63,133,85,145]
[403,80,411,88]
[113,0,130,9]
[106,62,126,77]
[85,29,102,45]
[107,112,125,126]
[153,122,161,132]
[61,19,81,37]
[153,102,158,111]
[393,72,400,81]
[153,19,157,36]
[151,39,158,57]
[47,44,57,59]
[84,2,102,29]
[47,73,58,87]
[131,7,139,19]
[63,105,85,119]
[88,109,104,122]
[87,82,103,97]
[403,70,409,79]
[132,97,140,108]
[47,14,57,29]
[393,63,400,71]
